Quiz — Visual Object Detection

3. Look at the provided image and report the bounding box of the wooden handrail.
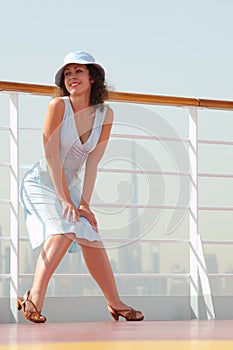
[0,81,56,96]
[1,80,233,110]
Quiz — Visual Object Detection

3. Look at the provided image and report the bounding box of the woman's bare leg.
[77,239,122,308]
[77,239,141,315]
[26,234,72,312]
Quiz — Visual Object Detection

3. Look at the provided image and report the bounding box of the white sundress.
[20,97,108,253]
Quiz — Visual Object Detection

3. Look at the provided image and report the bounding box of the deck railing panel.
[1,81,233,322]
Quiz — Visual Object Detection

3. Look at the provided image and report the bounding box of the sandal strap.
[21,290,42,319]
[121,308,138,319]
[22,298,41,316]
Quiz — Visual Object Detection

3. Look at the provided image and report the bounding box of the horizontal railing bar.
[0,126,10,131]
[199,173,233,179]
[18,237,189,243]
[19,164,189,176]
[199,139,233,146]
[19,273,190,278]
[111,133,189,143]
[209,274,233,277]
[17,273,233,278]
[0,163,10,168]
[202,240,233,244]
[16,128,233,147]
[19,127,42,131]
[16,127,233,147]
[2,270,233,279]
[96,238,188,243]
[16,237,233,245]
[18,272,233,278]
[99,168,189,176]
[92,204,187,209]
[0,237,10,241]
[19,128,189,144]
[18,164,233,179]
[1,80,233,110]
[0,201,229,211]
[199,206,233,211]
[0,199,10,205]
[0,200,231,211]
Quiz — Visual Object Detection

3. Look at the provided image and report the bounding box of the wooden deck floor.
[1,320,233,349]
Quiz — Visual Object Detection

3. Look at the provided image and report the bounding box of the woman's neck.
[69,95,91,113]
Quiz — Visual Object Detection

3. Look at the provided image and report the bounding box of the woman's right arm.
[43,98,79,222]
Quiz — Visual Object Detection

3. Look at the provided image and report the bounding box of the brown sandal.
[108,304,144,321]
[17,290,46,323]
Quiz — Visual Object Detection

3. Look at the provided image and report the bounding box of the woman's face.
[63,63,93,96]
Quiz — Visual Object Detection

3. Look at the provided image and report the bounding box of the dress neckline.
[67,98,97,146]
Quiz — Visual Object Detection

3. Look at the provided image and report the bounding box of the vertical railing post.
[196,234,215,319]
[10,93,19,323]
[189,107,199,318]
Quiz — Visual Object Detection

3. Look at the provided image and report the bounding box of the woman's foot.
[17,290,46,323]
[107,302,144,321]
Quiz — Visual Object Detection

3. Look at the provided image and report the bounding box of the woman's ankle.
[26,290,44,312]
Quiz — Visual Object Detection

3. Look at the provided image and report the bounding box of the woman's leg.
[77,239,122,308]
[77,239,142,318]
[26,234,72,312]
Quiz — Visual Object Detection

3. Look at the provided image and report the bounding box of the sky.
[1,0,233,100]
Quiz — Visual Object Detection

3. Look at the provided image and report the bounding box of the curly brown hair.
[54,64,109,106]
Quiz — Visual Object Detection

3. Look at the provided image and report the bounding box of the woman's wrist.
[79,199,90,209]
[60,196,72,204]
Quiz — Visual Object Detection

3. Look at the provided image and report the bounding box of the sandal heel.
[110,311,119,321]
[17,299,22,311]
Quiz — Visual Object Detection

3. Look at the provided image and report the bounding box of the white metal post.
[197,234,215,319]
[188,107,215,319]
[189,107,199,318]
[10,93,19,323]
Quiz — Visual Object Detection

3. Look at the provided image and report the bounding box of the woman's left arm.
[78,107,114,231]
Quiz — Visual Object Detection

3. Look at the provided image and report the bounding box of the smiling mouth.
[70,82,80,87]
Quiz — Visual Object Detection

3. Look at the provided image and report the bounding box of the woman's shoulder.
[98,104,113,116]
[100,104,114,124]
[48,96,66,109]
[104,105,114,123]
[44,97,66,125]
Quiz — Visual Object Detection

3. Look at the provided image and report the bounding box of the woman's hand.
[78,204,99,232]
[61,200,98,232]
[61,199,80,223]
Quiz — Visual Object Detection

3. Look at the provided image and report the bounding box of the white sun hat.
[54,51,105,86]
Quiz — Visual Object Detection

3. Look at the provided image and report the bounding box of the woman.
[17,51,144,323]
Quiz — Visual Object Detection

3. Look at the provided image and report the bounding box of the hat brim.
[55,62,105,87]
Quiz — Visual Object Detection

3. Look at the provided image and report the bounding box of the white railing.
[1,81,233,322]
